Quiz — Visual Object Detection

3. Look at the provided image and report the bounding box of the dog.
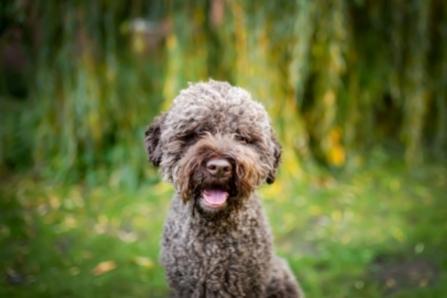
[144,80,303,297]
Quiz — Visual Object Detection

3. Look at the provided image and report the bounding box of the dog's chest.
[162,208,272,295]
[174,218,269,268]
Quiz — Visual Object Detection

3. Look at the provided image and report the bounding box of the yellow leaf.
[134,256,154,269]
[92,261,117,276]
[327,127,345,166]
[328,144,346,167]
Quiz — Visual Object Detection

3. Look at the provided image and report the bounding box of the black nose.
[206,158,232,178]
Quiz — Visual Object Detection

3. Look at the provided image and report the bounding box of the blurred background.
[0,0,446,297]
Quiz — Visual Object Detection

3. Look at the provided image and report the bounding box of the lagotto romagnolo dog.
[144,80,303,297]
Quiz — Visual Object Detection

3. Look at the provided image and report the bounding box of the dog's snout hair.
[175,134,265,203]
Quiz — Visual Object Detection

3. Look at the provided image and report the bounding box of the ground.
[0,153,446,298]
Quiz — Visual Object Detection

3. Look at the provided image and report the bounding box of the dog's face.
[145,81,281,216]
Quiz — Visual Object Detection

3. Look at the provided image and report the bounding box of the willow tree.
[0,0,446,182]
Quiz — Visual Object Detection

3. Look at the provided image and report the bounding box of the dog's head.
[144,80,281,216]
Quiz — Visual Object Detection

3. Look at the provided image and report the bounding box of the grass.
[0,154,446,298]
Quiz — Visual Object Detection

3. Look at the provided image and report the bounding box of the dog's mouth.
[201,189,229,209]
[191,180,247,217]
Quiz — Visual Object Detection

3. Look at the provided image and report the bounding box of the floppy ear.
[266,134,281,184]
[144,113,166,167]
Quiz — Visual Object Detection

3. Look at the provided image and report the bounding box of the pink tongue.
[203,190,229,206]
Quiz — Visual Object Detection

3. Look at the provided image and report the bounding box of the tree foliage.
[1,0,446,182]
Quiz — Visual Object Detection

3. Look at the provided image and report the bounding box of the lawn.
[1,153,446,297]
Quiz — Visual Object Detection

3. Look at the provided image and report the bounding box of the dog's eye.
[180,132,198,143]
[235,135,253,144]
[180,130,209,144]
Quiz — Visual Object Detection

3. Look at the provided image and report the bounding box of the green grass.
[0,156,446,297]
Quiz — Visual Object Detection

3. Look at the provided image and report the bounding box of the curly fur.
[145,80,303,297]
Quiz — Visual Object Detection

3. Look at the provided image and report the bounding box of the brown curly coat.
[145,80,303,297]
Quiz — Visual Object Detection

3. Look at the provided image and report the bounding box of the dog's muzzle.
[199,157,234,210]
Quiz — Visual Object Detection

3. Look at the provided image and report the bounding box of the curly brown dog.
[144,80,303,297]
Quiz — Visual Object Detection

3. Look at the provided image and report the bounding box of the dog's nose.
[206,158,232,178]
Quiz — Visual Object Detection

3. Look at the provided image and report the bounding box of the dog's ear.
[144,113,166,167]
[266,134,281,184]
